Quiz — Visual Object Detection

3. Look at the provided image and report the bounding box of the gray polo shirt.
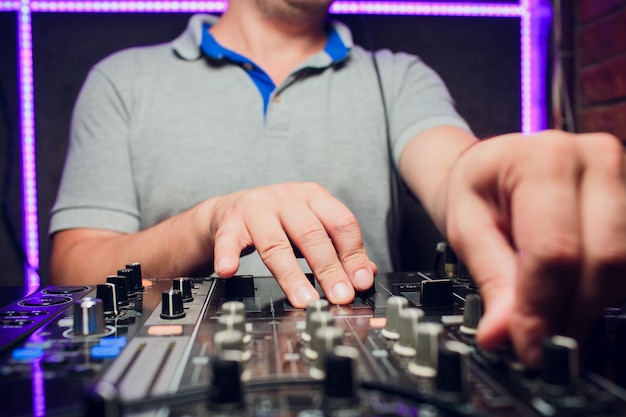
[50,14,470,275]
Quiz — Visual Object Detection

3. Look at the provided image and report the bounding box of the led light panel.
[3,0,551,289]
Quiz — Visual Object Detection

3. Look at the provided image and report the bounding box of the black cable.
[357,10,405,272]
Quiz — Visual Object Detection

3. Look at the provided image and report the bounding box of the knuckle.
[297,223,329,246]
[525,233,581,267]
[328,209,360,235]
[257,237,294,264]
[535,139,577,176]
[313,262,344,282]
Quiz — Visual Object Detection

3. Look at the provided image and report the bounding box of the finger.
[306,185,375,292]
[570,135,626,340]
[281,207,356,304]
[213,216,250,277]
[508,136,582,367]
[447,188,517,352]
[245,208,320,308]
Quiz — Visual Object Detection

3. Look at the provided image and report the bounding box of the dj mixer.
[1,263,625,417]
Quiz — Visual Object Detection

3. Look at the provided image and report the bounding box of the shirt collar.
[172,13,353,65]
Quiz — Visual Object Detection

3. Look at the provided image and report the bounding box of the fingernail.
[332,282,352,300]
[296,286,316,305]
[354,268,373,288]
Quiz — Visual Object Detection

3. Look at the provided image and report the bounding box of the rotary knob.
[218,313,250,344]
[125,262,144,292]
[221,301,246,317]
[323,345,360,409]
[304,311,335,360]
[96,283,118,317]
[460,293,482,336]
[214,329,250,362]
[117,268,138,297]
[393,307,424,357]
[173,278,194,302]
[73,297,106,336]
[160,290,186,320]
[409,322,442,378]
[436,340,470,401]
[208,357,245,412]
[382,296,408,340]
[302,299,330,343]
[310,326,344,379]
[106,275,129,306]
[540,335,579,395]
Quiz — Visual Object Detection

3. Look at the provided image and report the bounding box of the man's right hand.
[202,182,376,307]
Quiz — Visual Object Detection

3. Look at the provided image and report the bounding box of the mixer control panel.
[0,266,625,417]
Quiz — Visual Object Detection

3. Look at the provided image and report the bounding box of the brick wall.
[576,0,626,140]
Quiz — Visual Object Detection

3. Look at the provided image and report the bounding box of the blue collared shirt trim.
[200,23,349,116]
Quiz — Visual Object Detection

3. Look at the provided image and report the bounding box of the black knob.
[117,269,137,297]
[436,341,470,401]
[541,335,579,393]
[208,357,244,411]
[160,290,186,320]
[460,294,483,336]
[96,283,118,316]
[173,278,193,302]
[106,276,129,306]
[125,262,144,292]
[324,346,360,408]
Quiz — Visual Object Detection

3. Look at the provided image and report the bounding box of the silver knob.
[382,296,408,340]
[409,322,442,378]
[73,297,106,336]
[393,307,424,357]
[302,299,330,342]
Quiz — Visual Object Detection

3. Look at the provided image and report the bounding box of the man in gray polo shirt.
[49,0,626,367]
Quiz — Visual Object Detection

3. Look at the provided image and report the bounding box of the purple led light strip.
[17,0,40,293]
[10,0,550,290]
[0,1,19,10]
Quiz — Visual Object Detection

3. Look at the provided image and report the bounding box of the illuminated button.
[25,340,52,349]
[148,325,184,336]
[12,347,44,361]
[99,336,127,348]
[91,345,121,359]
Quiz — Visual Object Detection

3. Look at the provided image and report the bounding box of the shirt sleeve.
[373,49,472,166]
[49,52,141,236]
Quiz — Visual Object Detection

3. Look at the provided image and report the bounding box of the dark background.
[1,8,522,288]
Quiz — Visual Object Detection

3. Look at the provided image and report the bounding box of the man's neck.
[210,1,330,85]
